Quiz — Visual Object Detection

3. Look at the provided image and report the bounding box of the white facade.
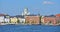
[41,16,44,23]
[22,8,30,16]
[20,19,25,23]
[4,18,10,23]
[0,16,4,22]
[18,18,25,24]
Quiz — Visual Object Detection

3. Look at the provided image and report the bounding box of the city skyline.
[0,0,60,16]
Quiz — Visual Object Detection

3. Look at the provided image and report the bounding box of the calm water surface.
[0,25,60,32]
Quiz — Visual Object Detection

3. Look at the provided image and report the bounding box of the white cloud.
[43,1,54,4]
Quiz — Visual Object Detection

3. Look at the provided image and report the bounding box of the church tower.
[22,8,30,16]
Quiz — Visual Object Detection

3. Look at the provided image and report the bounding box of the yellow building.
[10,16,18,24]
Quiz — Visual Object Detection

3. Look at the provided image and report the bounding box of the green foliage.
[17,20,20,23]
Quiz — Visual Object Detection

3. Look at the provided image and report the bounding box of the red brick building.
[25,15,40,25]
[56,14,60,25]
[56,14,60,17]
[41,16,57,25]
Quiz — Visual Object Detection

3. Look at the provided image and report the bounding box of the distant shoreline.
[0,23,59,26]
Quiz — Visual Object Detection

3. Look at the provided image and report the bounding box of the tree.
[17,20,20,23]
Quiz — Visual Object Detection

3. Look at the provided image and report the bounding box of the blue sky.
[0,0,60,16]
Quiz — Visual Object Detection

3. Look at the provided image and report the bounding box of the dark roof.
[44,15,56,17]
[26,14,38,16]
[16,15,24,18]
[0,14,9,16]
[0,14,5,16]
[10,16,16,18]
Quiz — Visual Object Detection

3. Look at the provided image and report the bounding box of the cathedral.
[22,8,30,16]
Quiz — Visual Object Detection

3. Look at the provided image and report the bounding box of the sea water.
[0,25,60,32]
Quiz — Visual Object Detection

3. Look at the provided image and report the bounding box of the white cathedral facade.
[22,8,30,16]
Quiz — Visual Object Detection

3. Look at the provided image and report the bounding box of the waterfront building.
[55,14,60,25]
[4,15,10,23]
[10,16,18,24]
[25,15,40,25]
[41,16,57,25]
[16,15,25,24]
[56,14,60,17]
[0,14,5,23]
[0,14,10,25]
